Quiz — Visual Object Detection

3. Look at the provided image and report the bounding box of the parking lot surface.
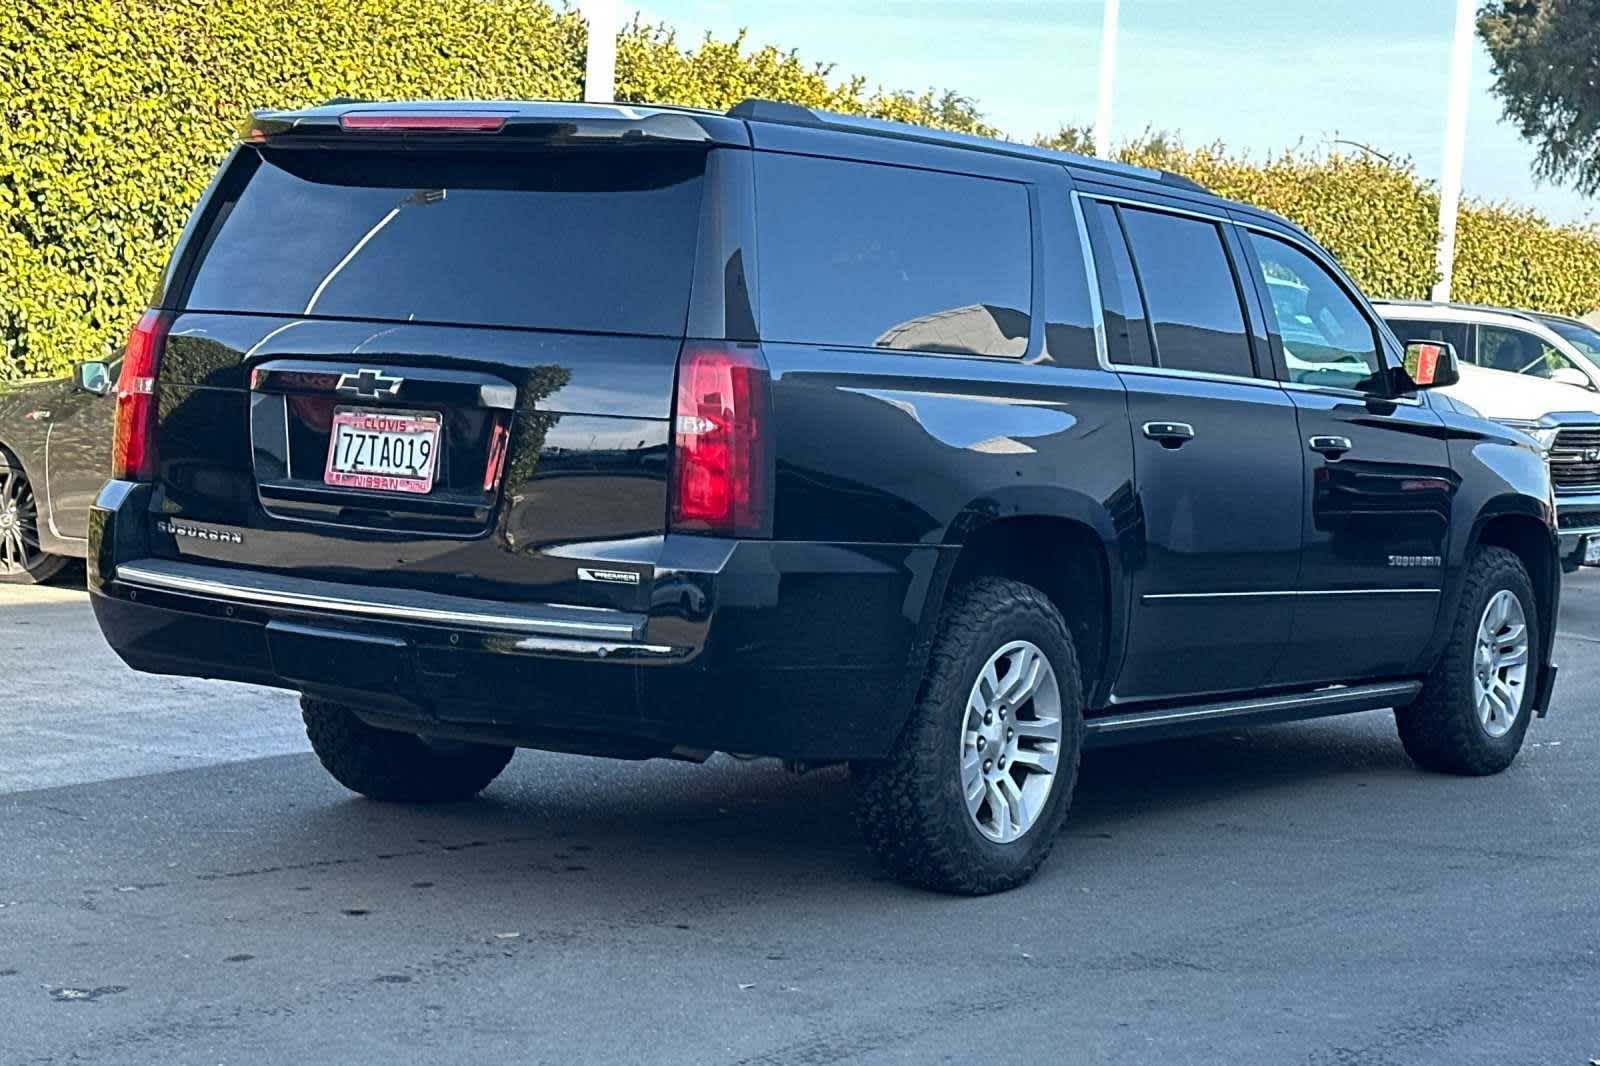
[2,567,1597,1065]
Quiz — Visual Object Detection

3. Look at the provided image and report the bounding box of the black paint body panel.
[83,105,1563,760]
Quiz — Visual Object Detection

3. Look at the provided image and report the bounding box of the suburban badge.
[1388,554,1442,568]
[156,519,243,545]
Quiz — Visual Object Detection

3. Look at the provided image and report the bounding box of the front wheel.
[1395,546,1539,775]
[853,578,1085,895]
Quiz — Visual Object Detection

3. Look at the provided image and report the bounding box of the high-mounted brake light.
[338,112,507,133]
[112,311,171,481]
[669,344,772,538]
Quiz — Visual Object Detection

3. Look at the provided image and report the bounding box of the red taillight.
[112,311,170,481]
[338,112,507,133]
[669,344,772,538]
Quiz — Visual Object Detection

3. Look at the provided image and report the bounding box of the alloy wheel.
[0,466,47,577]
[959,640,1063,844]
[1472,589,1529,739]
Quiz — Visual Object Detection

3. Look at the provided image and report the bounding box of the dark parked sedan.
[0,358,118,583]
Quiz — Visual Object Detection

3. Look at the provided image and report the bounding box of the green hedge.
[0,0,990,384]
[3,1,1599,384]
[1114,141,1600,315]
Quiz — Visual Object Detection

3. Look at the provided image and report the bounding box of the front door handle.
[1308,435,1354,458]
[1143,421,1196,448]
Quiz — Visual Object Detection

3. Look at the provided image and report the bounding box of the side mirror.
[1396,340,1461,391]
[1549,366,1594,391]
[73,360,113,397]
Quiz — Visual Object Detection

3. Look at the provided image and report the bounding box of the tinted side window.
[1478,325,1583,380]
[1247,232,1382,391]
[1118,207,1254,377]
[1041,198,1099,369]
[1081,200,1154,366]
[754,154,1032,357]
[1384,319,1470,363]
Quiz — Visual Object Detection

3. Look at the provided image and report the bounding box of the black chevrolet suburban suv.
[89,99,1561,894]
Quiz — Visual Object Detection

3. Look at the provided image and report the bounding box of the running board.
[1083,681,1423,748]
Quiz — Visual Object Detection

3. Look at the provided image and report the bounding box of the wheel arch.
[922,488,1129,710]
[1466,507,1560,689]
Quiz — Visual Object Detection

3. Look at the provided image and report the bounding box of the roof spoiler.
[241,101,749,148]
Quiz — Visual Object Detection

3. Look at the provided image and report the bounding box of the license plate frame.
[324,406,442,495]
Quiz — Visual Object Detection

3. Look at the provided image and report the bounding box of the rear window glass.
[183,148,706,336]
[753,154,1032,357]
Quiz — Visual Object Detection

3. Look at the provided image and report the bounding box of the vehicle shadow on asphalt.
[42,557,87,588]
[203,711,1424,906]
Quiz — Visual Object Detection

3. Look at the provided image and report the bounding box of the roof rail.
[724,97,1209,194]
[726,99,816,124]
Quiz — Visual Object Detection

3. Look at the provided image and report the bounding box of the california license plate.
[324,407,441,495]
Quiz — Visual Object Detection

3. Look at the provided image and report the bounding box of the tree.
[1478,0,1600,194]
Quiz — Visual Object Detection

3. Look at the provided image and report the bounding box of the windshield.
[1536,315,1600,361]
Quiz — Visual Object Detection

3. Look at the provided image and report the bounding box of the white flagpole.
[583,0,620,104]
[1432,0,1474,303]
[1092,0,1121,159]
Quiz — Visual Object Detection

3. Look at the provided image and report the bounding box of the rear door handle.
[1308,435,1354,457]
[1142,421,1196,448]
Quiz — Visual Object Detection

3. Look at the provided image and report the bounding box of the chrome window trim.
[1073,190,1278,388]
[1280,379,1424,407]
[1068,189,1111,368]
[1113,362,1285,391]
[1078,190,1233,226]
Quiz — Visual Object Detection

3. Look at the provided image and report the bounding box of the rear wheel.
[1395,546,1538,775]
[0,451,68,586]
[853,578,1085,895]
[301,696,514,802]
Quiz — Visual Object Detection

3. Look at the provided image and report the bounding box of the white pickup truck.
[1376,301,1600,571]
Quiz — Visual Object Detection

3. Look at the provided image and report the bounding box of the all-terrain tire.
[852,578,1085,895]
[1395,546,1539,776]
[302,696,514,802]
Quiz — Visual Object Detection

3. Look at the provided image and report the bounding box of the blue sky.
[634,0,1596,227]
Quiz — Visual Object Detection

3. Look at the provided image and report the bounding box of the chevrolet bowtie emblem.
[335,368,403,401]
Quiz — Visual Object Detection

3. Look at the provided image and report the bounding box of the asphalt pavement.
[1,564,1596,1065]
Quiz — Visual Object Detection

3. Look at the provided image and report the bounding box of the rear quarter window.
[753,154,1032,358]
[181,148,707,336]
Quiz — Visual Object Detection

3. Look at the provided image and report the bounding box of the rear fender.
[913,484,1132,709]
